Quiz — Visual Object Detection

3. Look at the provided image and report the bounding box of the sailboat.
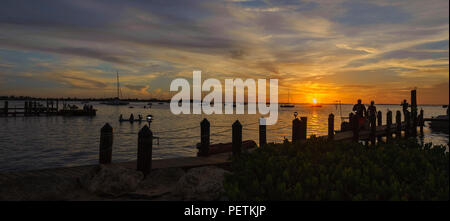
[103,71,129,105]
[280,89,295,108]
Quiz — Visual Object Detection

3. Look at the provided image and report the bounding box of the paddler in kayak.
[352,99,367,129]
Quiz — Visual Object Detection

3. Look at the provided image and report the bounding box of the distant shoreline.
[0,96,448,106]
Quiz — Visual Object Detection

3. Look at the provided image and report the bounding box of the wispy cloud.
[0,0,448,103]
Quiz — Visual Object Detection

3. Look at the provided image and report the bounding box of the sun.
[312,98,317,104]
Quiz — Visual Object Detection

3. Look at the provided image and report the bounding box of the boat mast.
[116,71,120,99]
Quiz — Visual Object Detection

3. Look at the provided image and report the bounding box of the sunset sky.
[0,0,448,104]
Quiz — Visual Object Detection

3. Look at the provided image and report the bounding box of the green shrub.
[224,137,449,200]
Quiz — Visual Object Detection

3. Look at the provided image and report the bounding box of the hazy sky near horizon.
[0,0,448,104]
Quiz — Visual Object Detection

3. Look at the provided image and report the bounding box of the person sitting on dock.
[352,99,366,118]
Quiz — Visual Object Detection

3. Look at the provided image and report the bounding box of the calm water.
[0,101,448,172]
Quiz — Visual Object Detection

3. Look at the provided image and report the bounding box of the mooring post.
[351,114,359,142]
[411,89,418,137]
[199,118,210,157]
[99,123,113,164]
[300,117,307,140]
[405,110,411,138]
[24,102,28,116]
[137,125,153,175]
[4,101,8,117]
[328,113,334,140]
[419,109,424,134]
[377,111,382,126]
[292,118,301,143]
[56,99,59,112]
[259,118,267,147]
[377,111,382,142]
[232,120,242,156]
[370,113,376,145]
[386,111,392,140]
[395,111,402,138]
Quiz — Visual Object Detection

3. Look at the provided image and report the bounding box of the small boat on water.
[119,114,143,123]
[426,105,449,132]
[103,71,129,106]
[280,90,295,108]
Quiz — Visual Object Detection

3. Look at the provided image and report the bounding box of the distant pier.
[0,99,96,117]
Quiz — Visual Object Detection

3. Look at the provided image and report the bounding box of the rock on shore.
[174,166,230,201]
[78,164,144,197]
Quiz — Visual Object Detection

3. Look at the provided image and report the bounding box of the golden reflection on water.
[0,101,448,171]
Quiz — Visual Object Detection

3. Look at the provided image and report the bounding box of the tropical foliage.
[224,137,449,200]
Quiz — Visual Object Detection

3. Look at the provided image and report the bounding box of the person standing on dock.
[352,99,366,118]
[368,101,377,116]
[401,99,409,115]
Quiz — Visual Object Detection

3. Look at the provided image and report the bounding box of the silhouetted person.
[367,101,377,117]
[401,99,409,115]
[119,114,123,121]
[353,99,366,118]
[367,101,377,128]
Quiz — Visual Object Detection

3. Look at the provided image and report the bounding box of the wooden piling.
[377,111,382,126]
[199,118,210,156]
[3,101,8,117]
[351,114,359,142]
[137,125,153,175]
[292,118,301,143]
[300,117,307,140]
[99,123,113,164]
[411,89,417,110]
[377,111,382,142]
[419,109,424,134]
[405,111,411,137]
[232,120,242,156]
[395,111,402,138]
[412,111,418,137]
[370,113,376,145]
[328,113,334,140]
[386,111,392,139]
[259,118,267,147]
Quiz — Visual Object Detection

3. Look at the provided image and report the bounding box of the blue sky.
[0,0,448,104]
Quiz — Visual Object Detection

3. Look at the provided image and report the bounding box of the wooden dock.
[0,100,96,117]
